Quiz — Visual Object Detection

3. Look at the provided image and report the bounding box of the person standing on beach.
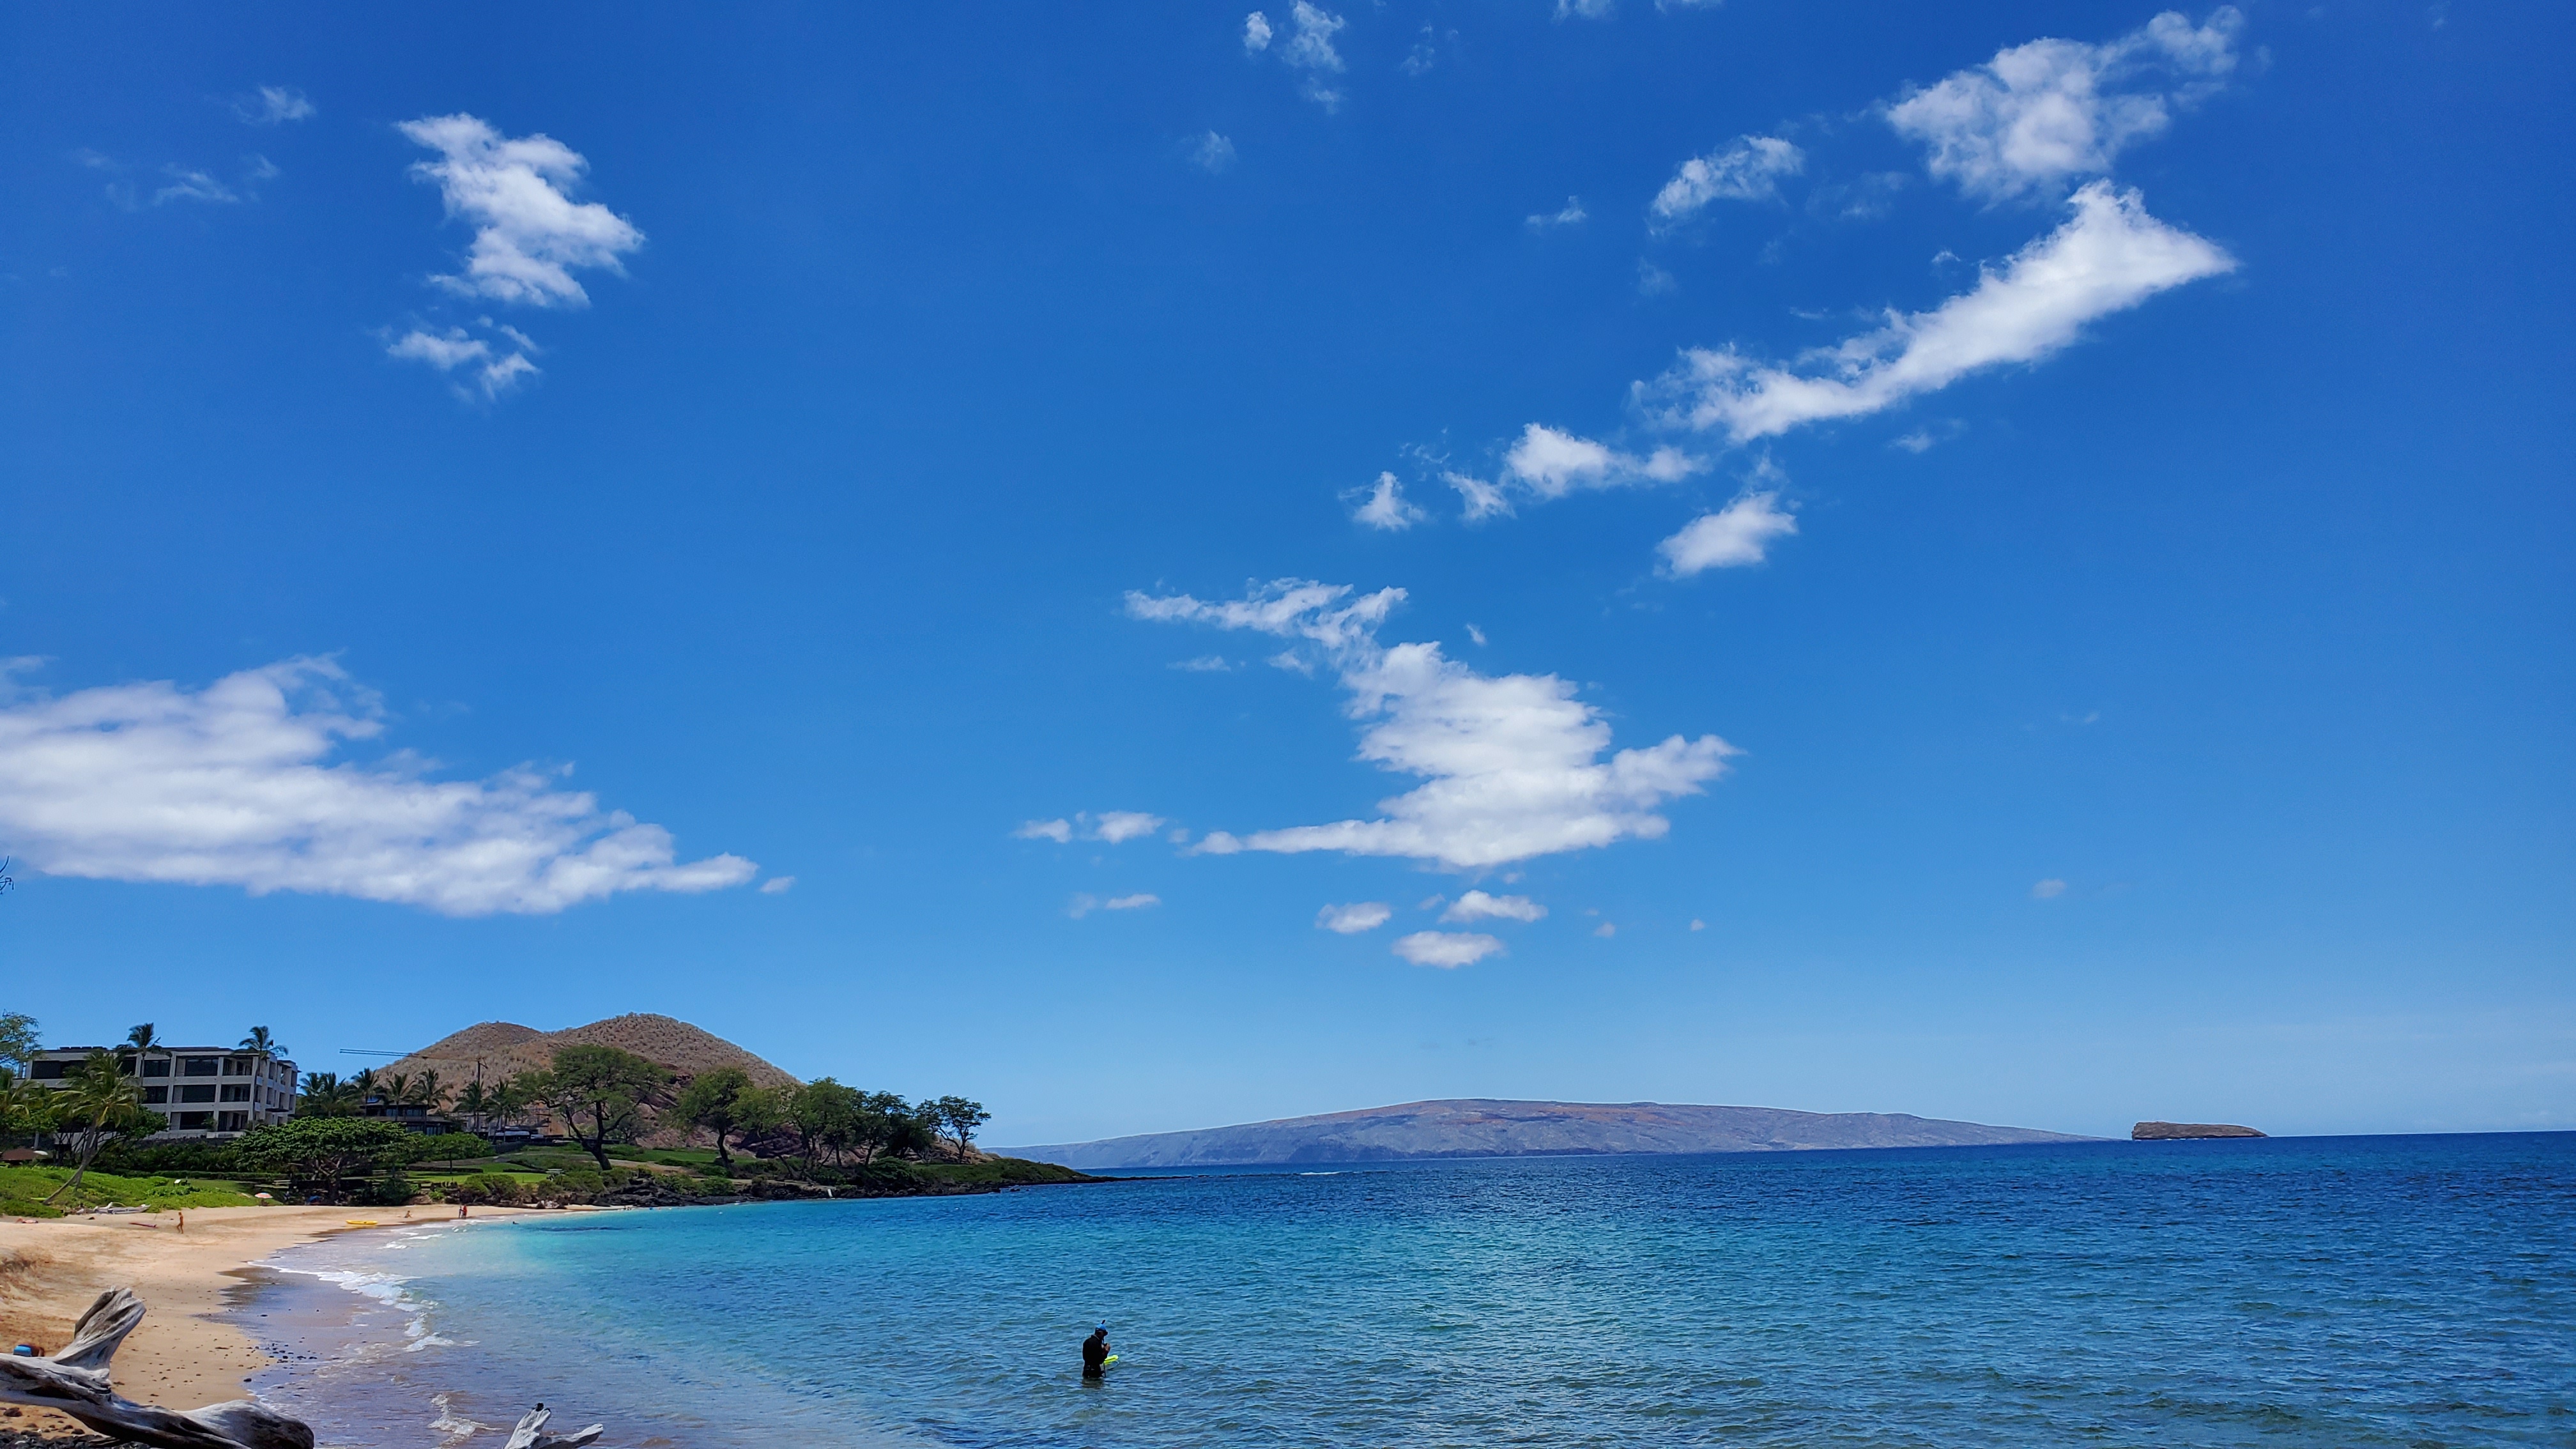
[1082,1326,1110,1380]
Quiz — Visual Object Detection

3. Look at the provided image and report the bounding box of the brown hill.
[376,1013,801,1095]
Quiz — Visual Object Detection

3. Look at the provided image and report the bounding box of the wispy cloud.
[2030,878,2067,899]
[1191,132,1238,174]
[1350,472,1428,531]
[399,114,643,307]
[1651,135,1804,225]
[1526,196,1588,230]
[1639,182,2234,441]
[1246,4,1347,111]
[1015,811,1165,844]
[1888,9,2243,203]
[1317,901,1393,933]
[1131,579,1735,870]
[759,875,795,894]
[1444,425,1706,521]
[386,325,540,399]
[152,167,239,206]
[236,86,315,126]
[1658,491,1798,574]
[1171,655,1238,673]
[1393,930,1504,968]
[1069,891,1161,917]
[0,658,754,916]
[1441,890,1544,924]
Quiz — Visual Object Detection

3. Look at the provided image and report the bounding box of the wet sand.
[0,1206,539,1436]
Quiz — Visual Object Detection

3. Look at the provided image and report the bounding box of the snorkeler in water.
[1082,1325,1110,1379]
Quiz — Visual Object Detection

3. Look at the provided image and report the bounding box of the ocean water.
[249,1133,2576,1448]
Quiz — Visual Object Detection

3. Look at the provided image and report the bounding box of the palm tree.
[239,1026,284,1055]
[410,1070,445,1110]
[123,1023,157,1051]
[296,1072,363,1116]
[43,1052,144,1205]
[455,1080,490,1131]
[381,1071,412,1107]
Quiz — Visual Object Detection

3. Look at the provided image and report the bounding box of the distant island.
[1001,1098,2092,1169]
[2131,1121,2266,1140]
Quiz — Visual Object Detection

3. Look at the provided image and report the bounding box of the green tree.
[540,1045,670,1171]
[0,1011,38,1075]
[44,1050,146,1205]
[123,1023,158,1053]
[238,1025,284,1055]
[928,1096,992,1160]
[785,1078,859,1165]
[0,1068,55,1153]
[406,1132,489,1169]
[234,1117,414,1201]
[410,1069,446,1109]
[675,1068,763,1166]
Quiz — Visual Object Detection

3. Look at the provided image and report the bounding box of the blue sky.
[3,2,2567,1145]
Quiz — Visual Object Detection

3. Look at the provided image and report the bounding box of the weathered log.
[503,1403,603,1449]
[0,1289,312,1449]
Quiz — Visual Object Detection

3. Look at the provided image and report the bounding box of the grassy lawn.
[1,1165,266,1217]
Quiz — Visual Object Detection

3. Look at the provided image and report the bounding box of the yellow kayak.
[344,1219,379,1227]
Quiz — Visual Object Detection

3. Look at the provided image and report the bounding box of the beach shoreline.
[0,1206,544,1438]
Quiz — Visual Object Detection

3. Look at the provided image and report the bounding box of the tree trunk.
[0,1288,314,1449]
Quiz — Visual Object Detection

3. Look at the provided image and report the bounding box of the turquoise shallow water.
[253,1133,2575,1447]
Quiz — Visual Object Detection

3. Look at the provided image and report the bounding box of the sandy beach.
[0,1205,538,1438]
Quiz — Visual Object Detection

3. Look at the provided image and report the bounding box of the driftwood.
[503,1404,602,1449]
[0,1288,312,1449]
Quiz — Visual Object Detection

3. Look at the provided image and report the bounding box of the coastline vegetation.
[0,1011,1089,1211]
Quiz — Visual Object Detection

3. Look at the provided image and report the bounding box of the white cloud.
[1650,135,1804,224]
[1017,811,1165,843]
[0,657,754,916]
[759,875,795,894]
[398,114,643,308]
[1689,917,1706,930]
[238,86,314,126]
[1105,893,1162,910]
[1441,890,1545,924]
[153,168,239,206]
[386,326,540,400]
[1658,492,1798,575]
[1128,579,1736,870]
[1394,930,1505,968]
[1317,901,1393,933]
[1445,471,1512,522]
[2031,878,2067,899]
[1172,655,1238,673]
[1641,182,2234,442]
[1593,921,1617,938]
[246,155,281,181]
[1637,259,1678,296]
[1489,424,1706,514]
[1526,196,1587,230]
[1888,9,2243,202]
[1464,624,1487,647]
[1256,3,1346,111]
[1351,472,1427,531]
[1556,0,1615,19]
[1091,811,1167,844]
[1192,132,1238,174]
